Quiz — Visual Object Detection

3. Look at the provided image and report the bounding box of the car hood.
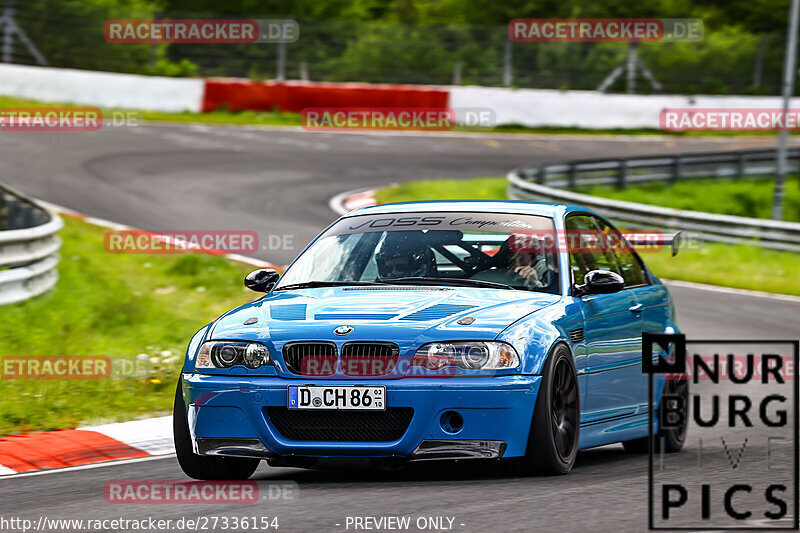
[210,286,560,345]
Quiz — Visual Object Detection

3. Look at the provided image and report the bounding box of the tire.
[173,379,260,480]
[522,344,580,475]
[622,375,689,454]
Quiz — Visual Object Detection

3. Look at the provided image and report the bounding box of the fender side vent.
[569,328,585,343]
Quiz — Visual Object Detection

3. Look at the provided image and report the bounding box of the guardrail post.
[568,164,577,190]
[537,166,546,185]
[736,153,746,180]
[671,157,681,185]
[617,161,627,189]
[790,148,800,173]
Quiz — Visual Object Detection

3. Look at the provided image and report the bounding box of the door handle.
[629,303,643,313]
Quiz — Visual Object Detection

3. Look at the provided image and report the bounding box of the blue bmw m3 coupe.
[174,201,687,479]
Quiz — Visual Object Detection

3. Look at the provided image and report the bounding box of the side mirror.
[245,269,280,293]
[574,270,625,296]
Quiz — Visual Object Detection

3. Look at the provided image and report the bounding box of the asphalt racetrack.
[1,124,798,532]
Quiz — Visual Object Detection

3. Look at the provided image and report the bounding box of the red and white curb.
[0,416,173,475]
[328,188,379,216]
[83,416,174,456]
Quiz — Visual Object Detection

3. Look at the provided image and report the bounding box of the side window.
[564,215,620,285]
[592,217,647,287]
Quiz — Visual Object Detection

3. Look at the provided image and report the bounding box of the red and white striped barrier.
[5,63,800,129]
[202,79,449,113]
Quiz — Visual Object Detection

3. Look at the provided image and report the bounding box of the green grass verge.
[0,217,257,436]
[375,177,800,297]
[374,178,508,204]
[0,95,303,128]
[578,176,800,222]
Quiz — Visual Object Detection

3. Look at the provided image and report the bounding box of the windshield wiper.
[377,277,515,290]
[274,280,383,291]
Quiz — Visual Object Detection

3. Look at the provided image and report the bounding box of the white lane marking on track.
[195,127,267,143]
[35,200,282,270]
[0,455,175,480]
[36,201,80,217]
[0,465,16,476]
[225,253,277,268]
[159,131,244,151]
[83,217,128,230]
[663,279,800,304]
[142,121,773,143]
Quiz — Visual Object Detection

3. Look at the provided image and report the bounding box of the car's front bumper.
[181,373,542,461]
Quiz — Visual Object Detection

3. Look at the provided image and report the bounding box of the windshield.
[275,211,561,294]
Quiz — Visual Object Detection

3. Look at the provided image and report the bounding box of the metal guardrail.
[0,183,63,305]
[507,148,800,252]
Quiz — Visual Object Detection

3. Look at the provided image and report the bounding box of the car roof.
[344,200,596,219]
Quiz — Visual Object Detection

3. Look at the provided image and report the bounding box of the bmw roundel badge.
[334,325,353,336]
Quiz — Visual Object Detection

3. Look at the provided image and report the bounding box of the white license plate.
[287,386,385,410]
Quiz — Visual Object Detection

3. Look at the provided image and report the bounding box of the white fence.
[0,64,205,112]
[3,65,800,128]
[449,86,800,129]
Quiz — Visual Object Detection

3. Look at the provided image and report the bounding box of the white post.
[502,37,512,86]
[276,41,286,81]
[1,0,14,63]
[773,0,800,220]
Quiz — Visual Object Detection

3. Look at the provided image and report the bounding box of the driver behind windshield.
[468,235,559,293]
[510,251,547,289]
[375,232,435,279]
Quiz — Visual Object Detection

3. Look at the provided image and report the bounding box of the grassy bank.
[375,175,800,222]
[375,177,800,296]
[0,217,257,435]
[578,176,800,222]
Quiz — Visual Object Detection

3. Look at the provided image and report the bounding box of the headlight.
[196,341,271,369]
[411,342,519,370]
